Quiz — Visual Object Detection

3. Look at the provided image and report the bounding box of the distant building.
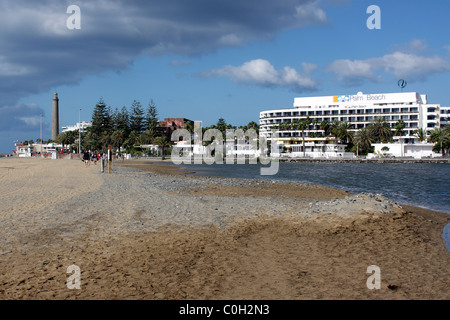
[61,121,92,133]
[440,106,450,128]
[260,91,446,158]
[158,118,193,137]
[13,141,62,157]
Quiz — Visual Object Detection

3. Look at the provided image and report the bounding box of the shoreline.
[1,158,449,299]
[116,159,450,214]
[116,159,450,252]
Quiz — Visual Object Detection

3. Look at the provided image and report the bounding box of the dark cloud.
[0,0,329,152]
[0,103,44,132]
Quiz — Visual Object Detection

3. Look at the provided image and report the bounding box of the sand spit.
[0,158,449,299]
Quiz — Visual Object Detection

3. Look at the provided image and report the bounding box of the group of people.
[82,151,105,167]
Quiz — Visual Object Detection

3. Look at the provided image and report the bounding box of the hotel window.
[316,111,322,115]
[357,117,364,122]
[357,109,364,114]
[392,108,399,113]
[410,107,418,112]
[324,110,331,115]
[374,109,382,113]
[365,116,373,121]
[392,115,399,121]
[427,107,436,112]
[427,115,436,120]
[410,115,418,120]
[383,108,391,113]
[332,110,339,115]
[357,124,364,129]
[366,109,373,114]
[301,111,307,116]
[401,115,409,120]
[349,117,356,122]
[427,123,435,128]
[341,117,348,121]
[276,112,282,117]
[384,116,390,121]
[293,112,299,116]
[401,108,409,113]
[308,111,314,116]
[340,110,348,115]
[411,122,419,128]
[284,112,292,116]
[349,110,356,114]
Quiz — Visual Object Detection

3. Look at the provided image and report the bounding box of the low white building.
[371,137,436,159]
[62,121,92,133]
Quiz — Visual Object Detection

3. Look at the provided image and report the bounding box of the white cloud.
[327,49,450,85]
[392,39,428,54]
[201,59,318,92]
[444,45,450,54]
[295,1,328,26]
[379,52,449,80]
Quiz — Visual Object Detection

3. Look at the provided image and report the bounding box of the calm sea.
[179,161,450,250]
[181,162,450,213]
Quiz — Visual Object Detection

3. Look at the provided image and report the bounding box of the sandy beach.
[0,157,449,300]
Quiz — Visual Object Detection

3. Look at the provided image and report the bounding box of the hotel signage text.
[334,94,386,103]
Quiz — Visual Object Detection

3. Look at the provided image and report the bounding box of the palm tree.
[334,121,354,144]
[368,117,393,143]
[428,127,448,156]
[394,120,405,138]
[413,128,427,143]
[295,118,311,157]
[153,136,172,160]
[111,130,125,150]
[330,119,341,139]
[311,118,319,131]
[320,119,330,137]
[353,128,374,156]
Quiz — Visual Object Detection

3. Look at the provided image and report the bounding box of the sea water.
[180,161,450,250]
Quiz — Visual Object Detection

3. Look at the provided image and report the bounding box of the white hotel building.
[259,92,445,158]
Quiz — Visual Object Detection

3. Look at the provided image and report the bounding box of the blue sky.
[1,0,450,153]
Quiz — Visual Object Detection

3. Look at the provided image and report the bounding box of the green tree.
[428,127,448,156]
[368,117,393,143]
[216,118,227,134]
[353,128,374,156]
[90,98,111,137]
[144,100,159,139]
[295,117,311,157]
[185,120,195,134]
[413,128,427,142]
[130,100,145,134]
[153,136,172,160]
[320,119,330,137]
[111,129,125,150]
[334,121,354,144]
[394,120,405,137]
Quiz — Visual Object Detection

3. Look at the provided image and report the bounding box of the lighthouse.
[52,92,59,140]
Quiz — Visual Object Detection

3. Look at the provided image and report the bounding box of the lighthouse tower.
[52,92,59,140]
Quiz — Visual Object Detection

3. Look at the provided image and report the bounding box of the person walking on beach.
[83,151,90,167]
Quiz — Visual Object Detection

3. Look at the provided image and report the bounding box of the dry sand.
[0,158,449,300]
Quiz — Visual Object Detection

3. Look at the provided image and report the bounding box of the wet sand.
[0,158,449,300]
